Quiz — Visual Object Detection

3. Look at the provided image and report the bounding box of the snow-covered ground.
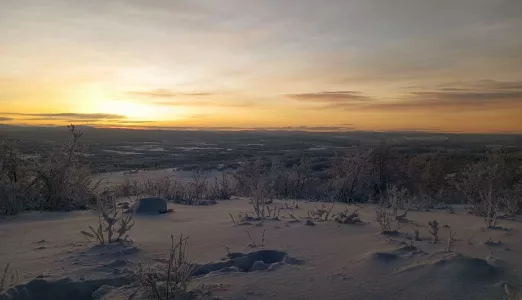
[1,200,521,299]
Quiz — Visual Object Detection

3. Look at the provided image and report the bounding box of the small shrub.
[0,140,39,215]
[183,171,209,205]
[0,140,25,215]
[308,203,335,221]
[208,173,234,200]
[230,195,280,225]
[135,234,196,299]
[375,209,394,233]
[445,227,457,252]
[456,150,516,228]
[387,185,411,219]
[0,126,99,214]
[37,125,98,211]
[139,177,175,200]
[334,209,362,224]
[80,198,135,244]
[483,205,499,228]
[249,184,279,220]
[265,205,281,220]
[116,178,141,199]
[428,220,440,243]
[325,151,371,203]
[0,176,23,216]
[503,187,522,216]
[233,159,265,197]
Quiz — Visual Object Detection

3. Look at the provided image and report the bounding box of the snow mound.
[398,253,498,283]
[364,245,423,263]
[193,249,302,276]
[0,277,129,300]
[430,253,498,281]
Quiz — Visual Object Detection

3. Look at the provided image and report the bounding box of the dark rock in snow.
[136,197,168,214]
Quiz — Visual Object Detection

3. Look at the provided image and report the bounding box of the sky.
[1,0,522,133]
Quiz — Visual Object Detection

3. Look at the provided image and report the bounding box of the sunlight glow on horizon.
[1,0,522,133]
[93,100,172,120]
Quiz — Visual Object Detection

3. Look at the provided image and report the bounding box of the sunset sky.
[1,0,522,133]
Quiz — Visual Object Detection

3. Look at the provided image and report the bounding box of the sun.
[102,100,154,119]
[100,100,190,123]
[69,86,188,123]
[68,86,162,121]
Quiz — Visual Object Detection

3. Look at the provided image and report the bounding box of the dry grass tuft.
[136,170,230,206]
[229,212,255,226]
[483,237,502,246]
[134,234,197,300]
[445,227,457,252]
[334,209,362,224]
[229,203,280,226]
[412,229,420,241]
[0,263,19,293]
[286,213,302,224]
[230,188,281,225]
[251,193,279,220]
[387,185,411,220]
[245,229,267,248]
[281,201,300,210]
[503,283,520,300]
[428,220,440,243]
[467,233,476,245]
[308,203,335,221]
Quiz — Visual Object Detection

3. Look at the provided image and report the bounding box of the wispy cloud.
[285,91,370,103]
[0,113,127,122]
[0,117,13,121]
[285,91,372,109]
[153,100,255,108]
[366,80,522,111]
[126,89,256,108]
[22,118,115,123]
[113,120,157,124]
[127,89,215,98]
[285,81,522,111]
[0,112,126,119]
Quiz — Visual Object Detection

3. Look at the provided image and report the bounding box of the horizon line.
[1,123,521,135]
